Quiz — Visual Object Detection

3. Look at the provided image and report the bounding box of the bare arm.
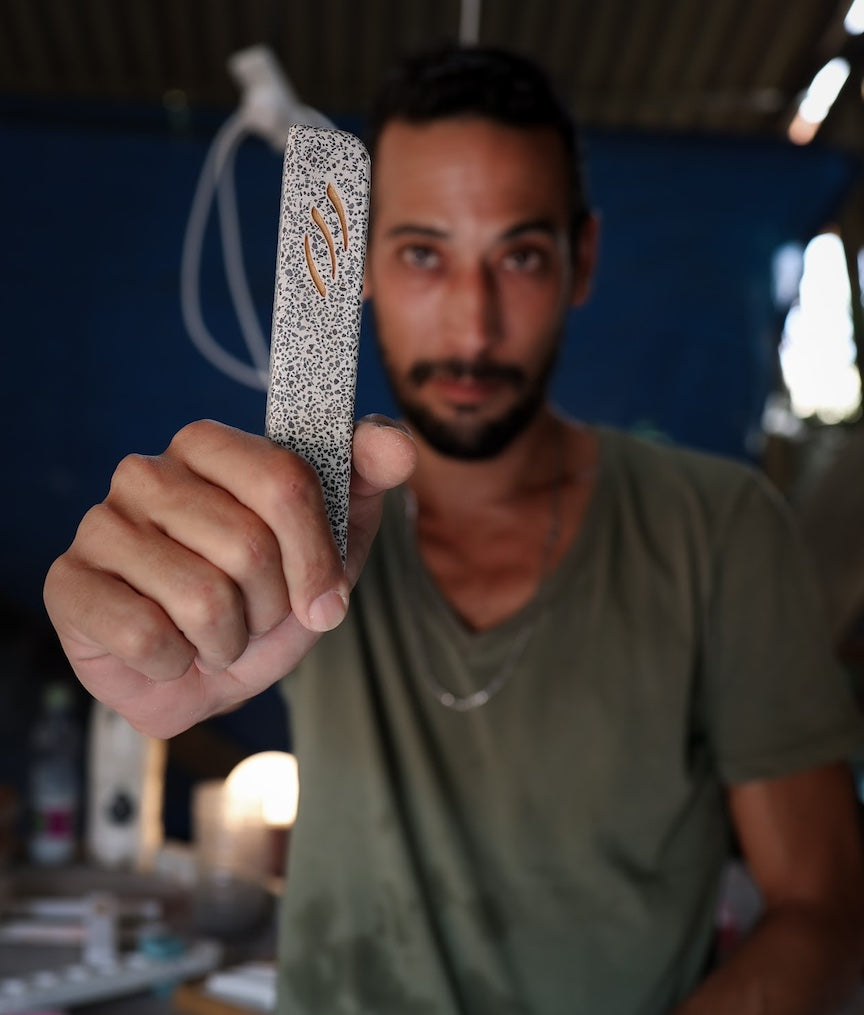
[674,763,864,1014]
[43,417,416,739]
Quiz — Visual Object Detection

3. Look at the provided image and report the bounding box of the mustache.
[407,359,526,388]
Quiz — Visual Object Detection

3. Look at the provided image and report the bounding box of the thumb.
[345,416,417,584]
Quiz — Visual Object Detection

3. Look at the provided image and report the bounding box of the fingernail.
[359,414,413,437]
[308,590,349,632]
[195,656,229,677]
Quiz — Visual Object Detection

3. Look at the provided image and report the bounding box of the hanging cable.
[459,0,482,44]
[215,131,272,377]
[180,111,269,389]
[180,46,333,390]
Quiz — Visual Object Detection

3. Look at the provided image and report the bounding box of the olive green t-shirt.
[277,428,862,1015]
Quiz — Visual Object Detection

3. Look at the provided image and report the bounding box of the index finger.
[167,420,349,633]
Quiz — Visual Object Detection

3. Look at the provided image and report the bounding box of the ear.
[570,213,601,307]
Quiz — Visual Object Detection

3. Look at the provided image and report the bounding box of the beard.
[383,353,558,461]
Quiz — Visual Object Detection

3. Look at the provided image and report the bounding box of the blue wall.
[1,105,859,622]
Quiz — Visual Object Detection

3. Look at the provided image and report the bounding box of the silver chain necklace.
[402,463,563,713]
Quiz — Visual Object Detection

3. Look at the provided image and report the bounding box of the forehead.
[370,117,572,228]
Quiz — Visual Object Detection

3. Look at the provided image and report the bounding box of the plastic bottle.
[86,701,167,870]
[28,681,81,865]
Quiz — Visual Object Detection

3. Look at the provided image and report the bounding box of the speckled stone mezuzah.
[266,125,371,560]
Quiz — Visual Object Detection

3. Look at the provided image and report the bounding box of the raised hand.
[43,417,416,738]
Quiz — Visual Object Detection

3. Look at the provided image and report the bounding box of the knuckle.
[43,555,75,614]
[226,521,281,581]
[178,576,244,643]
[109,452,164,499]
[170,419,214,452]
[74,501,128,549]
[260,454,322,516]
[112,606,182,669]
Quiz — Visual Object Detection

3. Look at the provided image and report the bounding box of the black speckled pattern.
[266,125,371,560]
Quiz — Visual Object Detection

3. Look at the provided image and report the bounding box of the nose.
[443,261,502,357]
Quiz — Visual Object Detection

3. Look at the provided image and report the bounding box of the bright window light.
[798,58,851,124]
[772,242,804,308]
[779,232,862,424]
[788,57,851,144]
[845,0,864,34]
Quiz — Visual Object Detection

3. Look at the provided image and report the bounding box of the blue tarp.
[1,108,859,618]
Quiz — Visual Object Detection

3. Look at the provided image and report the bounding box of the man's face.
[365,117,596,460]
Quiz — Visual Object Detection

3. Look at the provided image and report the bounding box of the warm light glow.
[845,0,864,34]
[226,751,299,828]
[787,112,821,146]
[779,232,862,424]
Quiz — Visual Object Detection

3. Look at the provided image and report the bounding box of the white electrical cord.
[180,45,334,390]
[459,0,481,44]
[180,110,269,389]
[215,124,272,377]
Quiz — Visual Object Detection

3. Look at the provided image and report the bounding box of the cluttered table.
[0,863,278,1014]
[5,860,864,1014]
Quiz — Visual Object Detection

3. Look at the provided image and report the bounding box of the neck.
[407,404,569,513]
[401,404,597,631]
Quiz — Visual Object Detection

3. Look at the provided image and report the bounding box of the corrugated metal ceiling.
[0,0,862,150]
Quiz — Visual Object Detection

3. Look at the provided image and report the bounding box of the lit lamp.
[224,751,299,881]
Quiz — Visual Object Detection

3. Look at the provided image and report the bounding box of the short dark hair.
[367,44,590,237]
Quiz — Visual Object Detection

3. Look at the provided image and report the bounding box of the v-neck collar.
[391,426,609,656]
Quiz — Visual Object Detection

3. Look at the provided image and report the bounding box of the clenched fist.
[44,417,416,738]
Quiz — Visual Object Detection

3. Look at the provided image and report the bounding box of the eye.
[399,244,442,270]
[501,246,547,273]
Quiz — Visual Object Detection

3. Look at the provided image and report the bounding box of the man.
[45,45,864,1014]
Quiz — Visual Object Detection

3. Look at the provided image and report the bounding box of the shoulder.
[595,426,785,533]
[583,426,804,587]
[598,425,755,490]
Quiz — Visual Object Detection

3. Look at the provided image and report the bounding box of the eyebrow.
[383,218,561,241]
[501,218,560,240]
[384,224,448,239]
